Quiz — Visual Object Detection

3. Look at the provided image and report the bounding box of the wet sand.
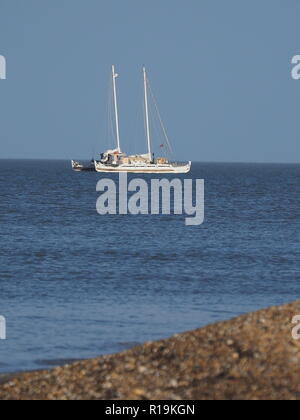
[0,301,300,400]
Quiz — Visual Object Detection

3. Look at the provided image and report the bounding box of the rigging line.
[148,98,161,152]
[105,72,110,150]
[143,73,167,158]
[148,99,171,160]
[132,77,143,156]
[103,77,110,152]
[94,74,106,157]
[147,78,174,157]
[147,88,171,160]
[128,74,141,156]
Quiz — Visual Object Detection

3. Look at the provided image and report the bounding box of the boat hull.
[94,161,191,174]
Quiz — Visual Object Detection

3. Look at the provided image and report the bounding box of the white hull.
[94,161,191,174]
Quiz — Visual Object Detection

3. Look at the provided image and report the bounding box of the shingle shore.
[0,301,300,400]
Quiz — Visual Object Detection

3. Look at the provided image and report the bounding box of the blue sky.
[0,0,300,162]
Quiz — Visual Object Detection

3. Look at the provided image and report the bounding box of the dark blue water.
[0,160,299,373]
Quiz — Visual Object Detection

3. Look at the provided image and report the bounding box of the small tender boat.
[71,159,96,172]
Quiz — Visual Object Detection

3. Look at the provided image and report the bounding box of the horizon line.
[0,158,299,165]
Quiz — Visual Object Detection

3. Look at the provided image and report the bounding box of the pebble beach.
[0,300,300,400]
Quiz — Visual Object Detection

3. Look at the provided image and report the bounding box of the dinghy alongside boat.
[71,160,96,172]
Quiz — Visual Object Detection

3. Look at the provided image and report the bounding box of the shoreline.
[0,300,300,400]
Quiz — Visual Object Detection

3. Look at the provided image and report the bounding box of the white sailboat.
[94,66,191,174]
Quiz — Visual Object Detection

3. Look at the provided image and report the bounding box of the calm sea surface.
[0,160,299,373]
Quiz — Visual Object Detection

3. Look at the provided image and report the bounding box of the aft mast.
[112,65,121,152]
[143,67,152,161]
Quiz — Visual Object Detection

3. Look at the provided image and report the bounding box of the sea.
[0,160,299,373]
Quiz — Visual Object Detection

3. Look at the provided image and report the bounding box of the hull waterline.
[94,162,192,174]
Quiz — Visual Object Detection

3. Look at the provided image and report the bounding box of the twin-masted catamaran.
[72,66,191,174]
